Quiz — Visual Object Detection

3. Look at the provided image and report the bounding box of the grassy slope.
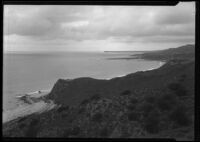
[3,44,195,140]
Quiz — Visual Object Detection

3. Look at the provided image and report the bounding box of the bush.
[121,90,131,96]
[61,113,68,118]
[128,112,140,121]
[169,105,191,127]
[130,97,138,104]
[127,104,136,111]
[144,109,160,134]
[57,105,69,113]
[100,127,110,137]
[19,123,26,129]
[144,95,156,104]
[63,126,80,137]
[80,99,90,105]
[90,94,101,101]
[70,126,80,135]
[78,107,85,114]
[92,112,103,123]
[30,118,39,126]
[178,74,186,82]
[156,93,178,111]
[138,102,154,117]
[63,129,70,137]
[18,116,28,123]
[25,118,39,137]
[168,82,187,97]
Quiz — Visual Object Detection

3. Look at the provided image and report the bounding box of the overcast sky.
[4,2,195,52]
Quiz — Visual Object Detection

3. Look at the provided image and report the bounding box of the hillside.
[3,44,195,140]
[134,44,195,61]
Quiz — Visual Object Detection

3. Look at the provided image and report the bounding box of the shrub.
[30,118,39,126]
[156,93,178,111]
[18,116,28,123]
[25,118,39,137]
[57,105,69,113]
[61,113,68,118]
[127,104,136,111]
[90,94,101,101]
[63,126,80,137]
[70,126,80,135]
[144,109,160,134]
[80,99,90,105]
[100,127,110,137]
[63,129,70,137]
[128,112,140,121]
[168,82,187,97]
[78,107,85,114]
[19,123,26,129]
[121,90,131,96]
[130,97,138,104]
[138,102,154,117]
[178,74,186,82]
[169,105,191,127]
[92,112,103,123]
[144,95,156,104]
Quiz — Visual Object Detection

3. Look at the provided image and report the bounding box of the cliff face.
[48,60,194,108]
[48,78,109,106]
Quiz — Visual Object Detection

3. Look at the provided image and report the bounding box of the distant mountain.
[135,44,195,61]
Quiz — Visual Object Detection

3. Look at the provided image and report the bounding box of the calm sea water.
[3,51,163,112]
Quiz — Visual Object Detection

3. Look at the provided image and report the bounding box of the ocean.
[3,51,164,122]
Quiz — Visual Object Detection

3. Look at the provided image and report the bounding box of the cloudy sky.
[4,2,195,52]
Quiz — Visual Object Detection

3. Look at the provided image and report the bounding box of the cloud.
[3,2,195,51]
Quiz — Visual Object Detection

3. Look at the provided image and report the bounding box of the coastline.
[3,54,166,124]
[3,44,194,139]
[3,90,55,124]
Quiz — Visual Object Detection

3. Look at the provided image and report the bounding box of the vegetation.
[120,90,131,96]
[91,112,103,123]
[144,108,161,134]
[169,105,191,127]
[25,118,39,137]
[100,127,110,137]
[90,94,101,101]
[127,111,140,121]
[57,105,69,113]
[129,97,138,104]
[168,82,188,97]
[156,93,178,111]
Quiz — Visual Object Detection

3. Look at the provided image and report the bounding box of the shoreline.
[3,90,55,124]
[3,54,166,124]
[3,100,56,123]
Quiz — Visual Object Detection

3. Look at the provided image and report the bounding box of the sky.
[4,2,195,52]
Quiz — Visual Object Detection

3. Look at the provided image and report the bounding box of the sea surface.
[3,51,164,118]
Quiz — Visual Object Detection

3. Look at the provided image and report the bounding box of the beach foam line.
[144,61,166,71]
[16,89,51,99]
[105,74,128,80]
[105,62,166,80]
[27,89,51,95]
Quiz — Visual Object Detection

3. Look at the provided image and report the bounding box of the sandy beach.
[3,91,56,123]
